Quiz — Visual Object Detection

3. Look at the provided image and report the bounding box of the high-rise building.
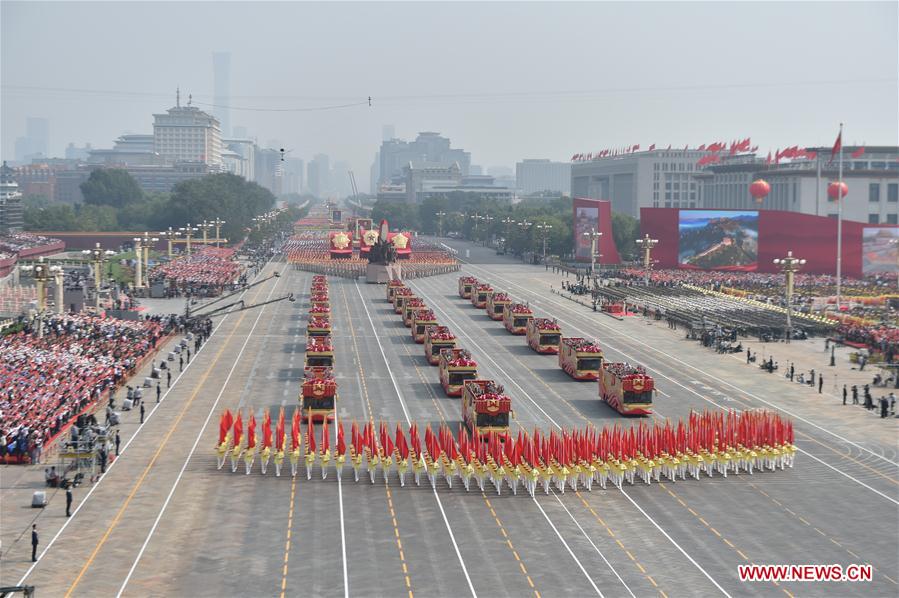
[65,143,92,161]
[378,132,470,185]
[254,148,283,196]
[382,125,395,141]
[0,161,24,233]
[152,91,223,166]
[307,154,330,197]
[370,152,380,194]
[282,157,305,195]
[14,117,50,162]
[213,52,231,138]
[223,138,257,181]
[332,160,351,198]
[516,159,571,195]
[88,134,158,166]
[232,125,248,139]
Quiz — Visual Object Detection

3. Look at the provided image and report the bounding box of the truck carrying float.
[439,348,478,397]
[300,366,337,422]
[471,283,493,309]
[393,287,414,314]
[458,276,478,299]
[403,298,426,327]
[387,279,405,302]
[599,362,654,415]
[486,291,512,321]
[559,337,604,380]
[305,337,335,368]
[526,318,562,354]
[425,326,456,365]
[503,303,533,335]
[411,309,438,343]
[462,379,512,438]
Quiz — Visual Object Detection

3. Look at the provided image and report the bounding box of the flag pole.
[836,123,844,311]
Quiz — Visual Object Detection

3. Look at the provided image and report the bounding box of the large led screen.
[862,227,899,274]
[678,210,759,270]
[573,203,599,261]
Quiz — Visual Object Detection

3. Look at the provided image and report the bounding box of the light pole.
[132,236,143,289]
[179,224,198,256]
[435,211,447,237]
[773,251,806,343]
[160,227,181,258]
[469,212,481,242]
[517,220,533,259]
[199,220,213,246]
[21,257,62,336]
[636,234,659,285]
[140,232,159,286]
[482,215,494,246]
[81,243,115,310]
[500,217,515,254]
[536,221,553,263]
[583,228,602,279]
[211,217,226,247]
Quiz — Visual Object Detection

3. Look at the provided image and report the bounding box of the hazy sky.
[2,1,897,190]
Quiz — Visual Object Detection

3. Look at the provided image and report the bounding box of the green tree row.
[24,169,276,242]
[368,192,640,261]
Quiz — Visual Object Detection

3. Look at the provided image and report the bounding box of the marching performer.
[274,407,286,477]
[216,409,233,470]
[244,410,257,475]
[230,411,244,473]
[260,409,272,475]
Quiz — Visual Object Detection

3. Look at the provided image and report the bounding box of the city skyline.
[2,2,896,189]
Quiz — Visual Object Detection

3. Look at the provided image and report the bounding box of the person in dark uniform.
[818,375,824,394]
[852,385,859,404]
[880,396,889,418]
[789,363,795,382]
[186,348,190,364]
[140,403,145,424]
[864,384,873,409]
[156,383,161,403]
[843,384,847,405]
[167,370,172,387]
[179,354,183,372]
[66,485,73,517]
[746,348,751,364]
[31,524,38,562]
[115,430,121,456]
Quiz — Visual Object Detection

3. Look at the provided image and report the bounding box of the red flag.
[276,407,285,451]
[648,144,656,151]
[247,412,256,450]
[291,408,300,450]
[306,414,316,454]
[806,151,817,161]
[337,421,346,456]
[233,411,243,447]
[851,147,865,159]
[321,420,330,454]
[219,409,231,445]
[830,130,842,162]
[262,409,273,449]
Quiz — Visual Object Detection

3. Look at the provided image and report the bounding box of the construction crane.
[347,170,360,217]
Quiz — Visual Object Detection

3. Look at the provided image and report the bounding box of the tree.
[611,212,640,261]
[371,200,419,230]
[24,205,78,231]
[80,168,144,208]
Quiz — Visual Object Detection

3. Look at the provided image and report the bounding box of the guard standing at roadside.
[156,383,161,403]
[880,396,889,418]
[140,403,145,424]
[65,485,73,517]
[843,384,847,405]
[167,370,172,387]
[31,525,38,562]
[115,430,121,456]
[818,375,824,394]
[852,385,859,404]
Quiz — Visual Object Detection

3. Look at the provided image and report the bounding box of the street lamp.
[773,251,806,344]
[199,220,214,246]
[435,211,447,237]
[140,232,159,287]
[210,217,226,247]
[582,228,602,279]
[469,212,481,242]
[81,243,115,310]
[482,215,494,246]
[536,221,553,263]
[160,227,181,258]
[179,224,199,256]
[500,217,515,254]
[635,234,659,285]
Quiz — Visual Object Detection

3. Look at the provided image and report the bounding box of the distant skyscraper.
[213,52,231,137]
[232,125,248,139]
[14,117,50,162]
[65,142,92,161]
[382,125,395,141]
[516,159,571,195]
[378,131,470,185]
[307,154,330,197]
[153,91,223,166]
[370,152,380,194]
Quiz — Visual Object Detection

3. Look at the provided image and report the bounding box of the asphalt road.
[8,245,898,598]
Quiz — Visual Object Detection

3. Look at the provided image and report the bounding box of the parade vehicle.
[305,337,335,368]
[308,304,331,323]
[411,309,438,343]
[462,379,512,438]
[425,326,456,365]
[393,287,414,314]
[387,279,405,302]
[471,283,493,309]
[439,348,478,397]
[300,366,337,421]
[503,303,533,335]
[458,276,478,299]
[403,298,427,327]
[485,291,512,321]
[307,315,332,337]
[526,318,562,354]
[599,362,655,415]
[559,338,604,380]
[312,275,328,288]
[311,292,330,308]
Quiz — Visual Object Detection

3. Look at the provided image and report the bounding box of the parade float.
[439,348,478,397]
[307,315,332,337]
[462,379,513,439]
[485,291,512,321]
[305,337,335,368]
[526,317,562,354]
[300,366,338,422]
[311,291,330,308]
[600,362,655,415]
[470,283,493,309]
[308,304,331,324]
[386,279,405,302]
[411,309,438,343]
[392,287,414,314]
[424,326,457,365]
[502,302,533,335]
[402,297,426,328]
[458,276,478,299]
[559,338,604,381]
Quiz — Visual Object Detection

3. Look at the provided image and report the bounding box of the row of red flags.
[218,408,794,466]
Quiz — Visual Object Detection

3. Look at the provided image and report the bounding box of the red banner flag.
[337,421,346,456]
[306,414,316,454]
[321,420,330,454]
[648,143,656,151]
[262,409,272,449]
[830,130,842,162]
[851,147,865,159]
[233,411,243,447]
[276,407,285,451]
[247,412,256,450]
[291,408,300,451]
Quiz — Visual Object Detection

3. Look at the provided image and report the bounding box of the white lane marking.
[550,492,635,598]
[116,269,286,596]
[14,257,276,589]
[618,488,733,598]
[532,496,604,597]
[465,260,899,469]
[407,276,727,596]
[353,280,476,598]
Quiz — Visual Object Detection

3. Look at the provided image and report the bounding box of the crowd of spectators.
[835,323,899,361]
[149,247,242,296]
[0,232,63,255]
[0,314,170,463]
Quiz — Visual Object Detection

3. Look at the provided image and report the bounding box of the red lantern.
[827,181,848,200]
[749,179,770,204]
